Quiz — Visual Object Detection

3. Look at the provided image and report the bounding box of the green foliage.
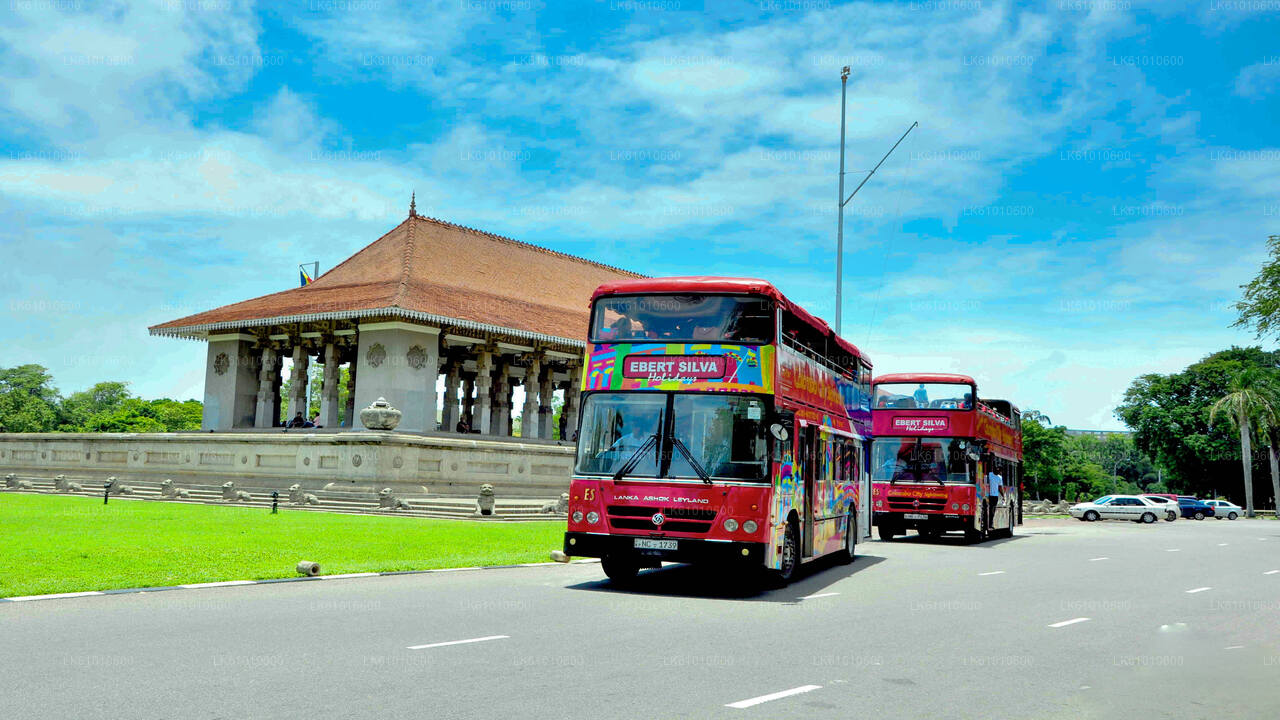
[1021,419,1065,498]
[0,493,565,598]
[1234,235,1280,338]
[1117,347,1280,507]
[0,364,61,432]
[0,365,201,433]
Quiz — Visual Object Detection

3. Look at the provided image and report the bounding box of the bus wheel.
[877,525,896,541]
[772,522,800,585]
[840,513,857,564]
[601,553,639,584]
[964,528,983,544]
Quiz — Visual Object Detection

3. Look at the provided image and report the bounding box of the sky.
[1,0,1277,430]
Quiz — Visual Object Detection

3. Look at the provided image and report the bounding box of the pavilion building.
[149,200,641,440]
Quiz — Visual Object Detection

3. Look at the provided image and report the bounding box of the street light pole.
[836,66,849,335]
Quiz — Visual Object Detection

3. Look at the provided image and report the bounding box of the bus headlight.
[961,503,970,511]
[724,519,739,532]
[951,503,959,510]
[586,511,600,524]
[876,500,883,508]
[572,511,583,523]
[743,520,758,533]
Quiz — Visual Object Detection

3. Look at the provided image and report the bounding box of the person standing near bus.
[986,465,1002,529]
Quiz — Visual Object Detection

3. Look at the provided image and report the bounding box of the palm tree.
[1254,410,1280,519]
[1209,369,1280,518]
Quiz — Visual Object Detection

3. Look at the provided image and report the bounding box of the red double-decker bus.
[870,373,1022,543]
[562,277,872,585]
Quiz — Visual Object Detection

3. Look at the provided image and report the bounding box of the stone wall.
[0,431,574,498]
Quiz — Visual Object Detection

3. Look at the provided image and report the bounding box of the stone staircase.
[2,474,565,521]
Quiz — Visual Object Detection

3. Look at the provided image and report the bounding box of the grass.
[0,493,565,598]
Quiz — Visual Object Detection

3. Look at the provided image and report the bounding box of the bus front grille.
[886,496,950,512]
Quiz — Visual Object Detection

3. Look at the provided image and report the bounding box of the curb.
[0,559,601,603]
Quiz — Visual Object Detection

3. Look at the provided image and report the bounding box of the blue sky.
[1,0,1278,429]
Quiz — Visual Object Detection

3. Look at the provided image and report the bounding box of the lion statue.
[288,483,319,506]
[160,479,190,499]
[221,481,251,502]
[54,474,82,492]
[474,483,496,516]
[105,476,133,495]
[377,487,411,511]
[540,492,569,514]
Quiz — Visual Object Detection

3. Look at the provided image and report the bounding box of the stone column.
[343,361,357,427]
[441,360,461,432]
[319,343,341,429]
[254,347,279,428]
[474,349,494,435]
[564,364,582,442]
[520,356,542,439]
[201,334,259,430]
[539,364,556,439]
[285,344,310,422]
[504,382,516,436]
[462,375,476,427]
[418,342,440,432]
[490,362,510,436]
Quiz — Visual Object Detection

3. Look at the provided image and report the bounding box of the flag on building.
[299,262,317,287]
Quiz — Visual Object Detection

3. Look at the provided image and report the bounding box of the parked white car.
[1070,495,1162,524]
[1139,494,1180,522]
[1203,500,1243,520]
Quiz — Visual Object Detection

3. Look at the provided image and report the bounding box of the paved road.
[4,518,1279,719]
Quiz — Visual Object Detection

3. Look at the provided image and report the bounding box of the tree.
[1116,346,1280,505]
[1209,368,1279,518]
[0,364,61,432]
[1233,234,1280,338]
[1021,419,1066,500]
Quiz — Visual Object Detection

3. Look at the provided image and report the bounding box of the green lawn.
[0,493,565,598]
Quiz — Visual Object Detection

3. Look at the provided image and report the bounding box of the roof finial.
[409,191,417,218]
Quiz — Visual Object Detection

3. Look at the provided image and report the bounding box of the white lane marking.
[407,635,509,650]
[978,571,1006,576]
[1224,645,1244,650]
[726,685,822,709]
[320,573,379,580]
[1165,549,1181,552]
[1049,617,1090,628]
[801,592,840,599]
[1185,587,1212,594]
[1088,557,1109,562]
[1217,543,1229,547]
[7,591,104,602]
[180,580,256,589]
[1265,570,1279,575]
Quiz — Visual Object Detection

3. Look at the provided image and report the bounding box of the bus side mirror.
[769,424,789,442]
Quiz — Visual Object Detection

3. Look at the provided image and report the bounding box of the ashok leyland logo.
[651,513,665,526]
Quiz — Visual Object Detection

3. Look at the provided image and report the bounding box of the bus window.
[591,295,773,344]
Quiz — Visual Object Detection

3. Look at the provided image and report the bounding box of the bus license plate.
[634,538,677,551]
[905,513,928,520]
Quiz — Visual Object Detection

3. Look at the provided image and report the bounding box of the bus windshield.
[574,392,769,481]
[874,382,974,410]
[591,294,773,344]
[872,437,973,484]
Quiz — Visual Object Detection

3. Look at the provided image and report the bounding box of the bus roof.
[591,276,867,364]
[873,372,976,386]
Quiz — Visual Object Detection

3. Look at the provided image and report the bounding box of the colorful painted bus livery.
[563,277,872,584]
[870,373,1023,544]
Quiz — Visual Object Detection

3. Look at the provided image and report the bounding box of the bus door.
[802,423,818,557]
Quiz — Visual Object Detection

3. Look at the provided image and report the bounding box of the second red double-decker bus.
[870,373,1022,543]
[562,277,872,585]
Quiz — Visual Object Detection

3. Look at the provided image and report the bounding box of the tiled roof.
[148,214,643,346]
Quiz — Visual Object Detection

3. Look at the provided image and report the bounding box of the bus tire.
[964,528,983,544]
[877,524,896,541]
[771,521,800,585]
[601,552,639,584]
[839,512,857,564]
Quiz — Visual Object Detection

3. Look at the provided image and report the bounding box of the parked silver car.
[1203,500,1242,520]
[1070,495,1162,524]
[1139,494,1180,522]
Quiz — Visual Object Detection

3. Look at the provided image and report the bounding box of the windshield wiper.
[670,436,713,485]
[613,433,659,481]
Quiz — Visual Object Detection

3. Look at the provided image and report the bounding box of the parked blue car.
[1176,496,1215,520]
